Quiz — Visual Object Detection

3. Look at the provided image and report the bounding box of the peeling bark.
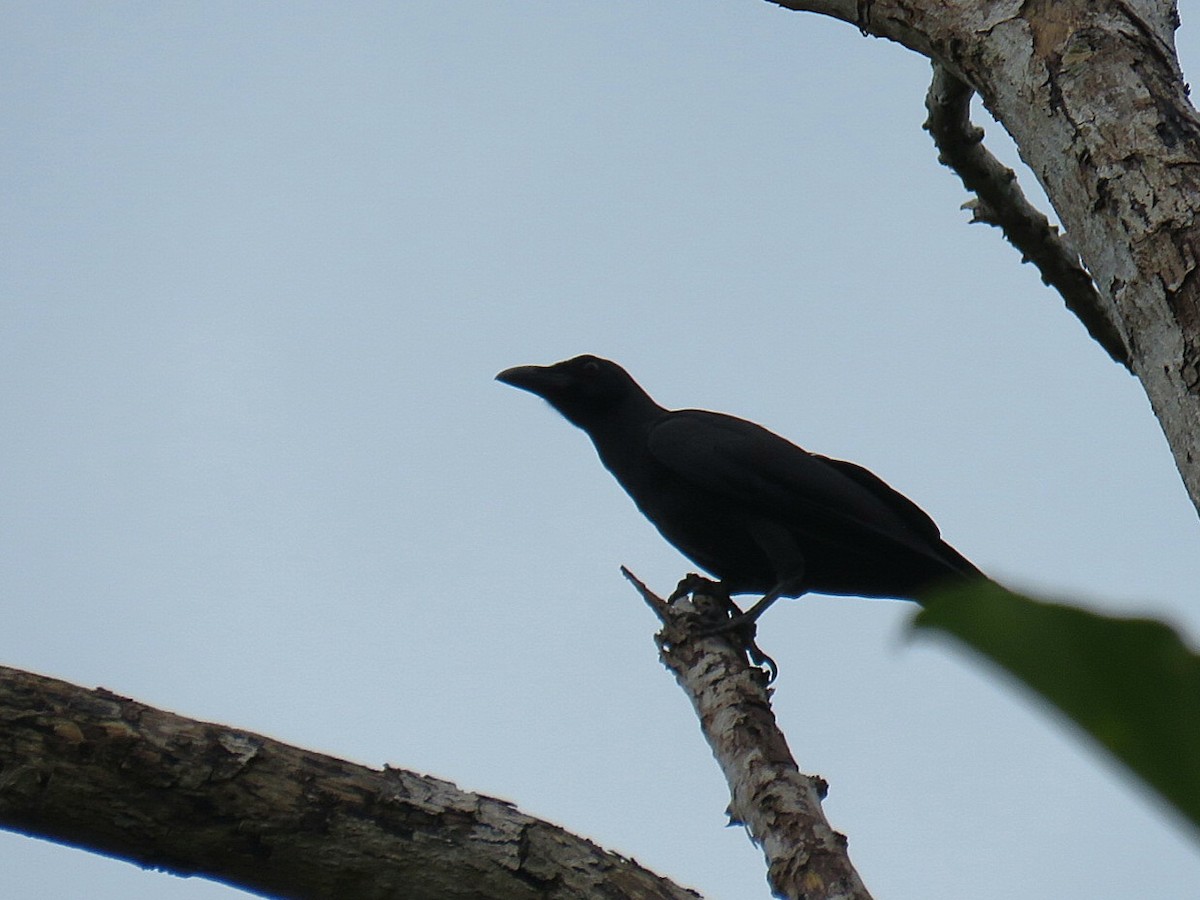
[770,0,1200,514]
[0,666,699,900]
[624,570,873,900]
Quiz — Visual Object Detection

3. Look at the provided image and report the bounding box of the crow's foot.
[668,573,724,604]
[696,614,777,683]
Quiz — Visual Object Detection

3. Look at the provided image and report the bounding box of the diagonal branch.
[622,568,874,900]
[0,665,699,900]
[923,63,1132,368]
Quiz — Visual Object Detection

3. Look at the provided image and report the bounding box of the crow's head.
[496,355,651,428]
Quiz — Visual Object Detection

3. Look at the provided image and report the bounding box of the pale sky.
[3,3,1199,899]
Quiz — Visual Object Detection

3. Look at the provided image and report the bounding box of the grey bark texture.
[624,570,874,900]
[0,665,700,900]
[772,0,1200,515]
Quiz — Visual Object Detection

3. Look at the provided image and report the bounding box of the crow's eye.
[582,360,601,374]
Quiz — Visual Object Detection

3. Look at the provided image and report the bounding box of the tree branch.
[622,569,874,900]
[923,63,1133,369]
[0,665,699,900]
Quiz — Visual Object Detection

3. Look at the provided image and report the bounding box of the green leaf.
[913,581,1200,835]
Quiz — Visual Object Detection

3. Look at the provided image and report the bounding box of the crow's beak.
[496,364,568,398]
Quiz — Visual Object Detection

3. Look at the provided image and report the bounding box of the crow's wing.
[647,410,945,555]
[810,454,942,542]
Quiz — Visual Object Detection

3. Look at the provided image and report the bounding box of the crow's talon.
[747,643,779,684]
[695,613,756,639]
[668,572,721,605]
[692,616,779,682]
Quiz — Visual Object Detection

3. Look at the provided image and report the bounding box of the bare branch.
[923,63,1132,368]
[0,665,699,900]
[622,570,874,900]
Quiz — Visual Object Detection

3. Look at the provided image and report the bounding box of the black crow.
[497,355,981,628]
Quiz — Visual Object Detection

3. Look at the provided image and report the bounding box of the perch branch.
[622,568,874,900]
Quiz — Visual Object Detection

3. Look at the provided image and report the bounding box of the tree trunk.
[772,0,1200,515]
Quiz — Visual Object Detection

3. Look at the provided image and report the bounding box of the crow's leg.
[698,572,804,636]
[665,574,776,680]
[695,574,803,684]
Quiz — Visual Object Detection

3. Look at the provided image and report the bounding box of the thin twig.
[621,569,874,900]
[923,63,1132,369]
